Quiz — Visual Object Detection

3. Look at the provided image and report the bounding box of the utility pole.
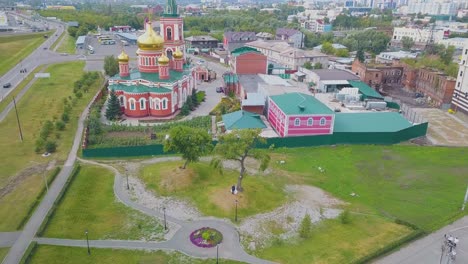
[13,96,23,142]
[462,184,468,211]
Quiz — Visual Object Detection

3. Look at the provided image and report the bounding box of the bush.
[340,209,352,224]
[35,138,45,153]
[299,214,312,238]
[196,91,206,103]
[45,141,57,153]
[180,103,190,116]
[61,112,70,123]
[55,120,65,131]
[39,120,54,140]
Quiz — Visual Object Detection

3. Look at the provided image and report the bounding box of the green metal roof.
[231,47,260,57]
[269,93,334,115]
[348,80,384,99]
[111,68,189,84]
[223,73,238,84]
[334,112,412,133]
[222,110,267,130]
[109,84,171,94]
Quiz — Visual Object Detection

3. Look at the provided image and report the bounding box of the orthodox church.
[108,0,194,118]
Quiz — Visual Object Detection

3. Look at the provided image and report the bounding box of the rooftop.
[238,75,263,93]
[76,35,86,45]
[276,28,302,37]
[334,112,412,132]
[231,46,261,57]
[112,67,189,84]
[313,43,347,50]
[242,93,265,106]
[186,35,218,42]
[312,69,360,81]
[224,31,257,42]
[270,92,334,115]
[109,83,172,94]
[348,80,384,99]
[222,110,267,130]
[116,33,138,41]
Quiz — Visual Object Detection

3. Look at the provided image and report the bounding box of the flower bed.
[189,227,223,248]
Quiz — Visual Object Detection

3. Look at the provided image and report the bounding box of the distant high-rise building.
[406,0,457,16]
[452,46,468,114]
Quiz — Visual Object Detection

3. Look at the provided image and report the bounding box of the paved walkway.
[0,233,21,247]
[77,158,274,263]
[376,216,468,264]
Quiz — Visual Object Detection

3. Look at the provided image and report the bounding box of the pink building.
[268,93,334,137]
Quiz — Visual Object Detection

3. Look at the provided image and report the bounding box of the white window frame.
[149,97,153,109]
[118,96,125,107]
[162,98,168,110]
[139,98,146,110]
[129,98,136,110]
[154,98,160,110]
[307,118,313,126]
[294,118,300,126]
[320,117,326,126]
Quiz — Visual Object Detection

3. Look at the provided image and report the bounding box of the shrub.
[55,120,65,131]
[180,103,190,116]
[75,91,83,99]
[299,214,312,238]
[45,141,57,153]
[61,112,70,123]
[340,209,352,224]
[196,91,206,103]
[35,138,45,153]
[39,120,54,140]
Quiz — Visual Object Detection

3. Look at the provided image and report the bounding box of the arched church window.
[167,27,172,41]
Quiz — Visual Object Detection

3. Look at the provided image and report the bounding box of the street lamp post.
[85,229,90,255]
[216,243,219,264]
[163,207,167,231]
[235,200,238,222]
[125,169,129,190]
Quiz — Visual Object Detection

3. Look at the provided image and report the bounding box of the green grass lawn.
[272,145,468,231]
[42,164,164,240]
[50,30,65,51]
[141,161,289,219]
[0,32,50,76]
[0,66,45,113]
[56,33,76,54]
[0,61,103,231]
[29,245,244,264]
[0,248,9,262]
[256,215,411,264]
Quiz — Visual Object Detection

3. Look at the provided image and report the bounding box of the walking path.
[0,233,21,247]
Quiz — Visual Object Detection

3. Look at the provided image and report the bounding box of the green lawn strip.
[0,247,9,263]
[56,33,76,54]
[271,145,468,232]
[0,61,102,231]
[0,32,51,76]
[28,245,245,264]
[42,164,164,240]
[141,161,289,219]
[256,215,412,264]
[49,30,65,51]
[0,65,45,113]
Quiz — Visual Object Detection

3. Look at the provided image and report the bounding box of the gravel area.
[239,185,344,251]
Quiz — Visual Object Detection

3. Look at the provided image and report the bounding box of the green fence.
[82,122,428,158]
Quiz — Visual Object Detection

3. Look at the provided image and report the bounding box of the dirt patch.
[221,157,272,175]
[239,185,345,250]
[209,188,247,212]
[159,166,195,193]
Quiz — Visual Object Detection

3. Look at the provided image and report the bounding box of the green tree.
[299,214,312,238]
[105,90,122,121]
[211,129,270,191]
[303,61,313,70]
[335,48,349,57]
[340,209,352,224]
[357,49,365,63]
[164,126,212,169]
[321,42,335,55]
[313,62,323,69]
[104,55,119,76]
[440,45,455,65]
[401,36,414,51]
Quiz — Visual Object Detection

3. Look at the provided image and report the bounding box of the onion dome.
[117,50,129,62]
[137,22,164,50]
[173,48,183,59]
[158,54,170,65]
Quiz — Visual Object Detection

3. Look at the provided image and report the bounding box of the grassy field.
[49,30,65,51]
[42,164,164,240]
[0,61,102,231]
[256,215,411,264]
[56,33,76,54]
[271,145,468,231]
[141,161,289,219]
[0,32,50,76]
[0,248,9,262]
[0,66,45,113]
[29,245,244,264]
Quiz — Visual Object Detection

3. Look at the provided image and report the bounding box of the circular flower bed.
[189,227,223,248]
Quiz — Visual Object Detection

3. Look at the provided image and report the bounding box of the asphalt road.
[0,17,65,100]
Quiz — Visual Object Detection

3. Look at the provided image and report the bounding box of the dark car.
[3,83,12,88]
[216,87,224,93]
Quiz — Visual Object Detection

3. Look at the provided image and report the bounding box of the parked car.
[3,83,12,88]
[216,87,224,93]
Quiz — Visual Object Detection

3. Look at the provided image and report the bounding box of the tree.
[313,62,323,69]
[211,129,270,192]
[104,55,119,76]
[105,90,122,121]
[299,214,312,238]
[321,42,335,55]
[357,49,365,63]
[164,126,212,169]
[401,36,414,51]
[303,61,313,70]
[335,48,349,57]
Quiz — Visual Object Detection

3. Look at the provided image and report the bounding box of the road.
[376,216,468,264]
[0,17,65,100]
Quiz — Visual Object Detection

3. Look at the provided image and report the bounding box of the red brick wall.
[234,53,267,74]
[242,105,264,114]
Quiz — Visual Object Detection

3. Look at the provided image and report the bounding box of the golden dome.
[137,22,164,50]
[158,54,170,65]
[117,50,129,62]
[173,48,184,59]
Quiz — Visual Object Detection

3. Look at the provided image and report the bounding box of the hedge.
[19,241,38,264]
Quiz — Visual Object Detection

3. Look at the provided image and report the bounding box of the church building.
[108,0,195,118]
